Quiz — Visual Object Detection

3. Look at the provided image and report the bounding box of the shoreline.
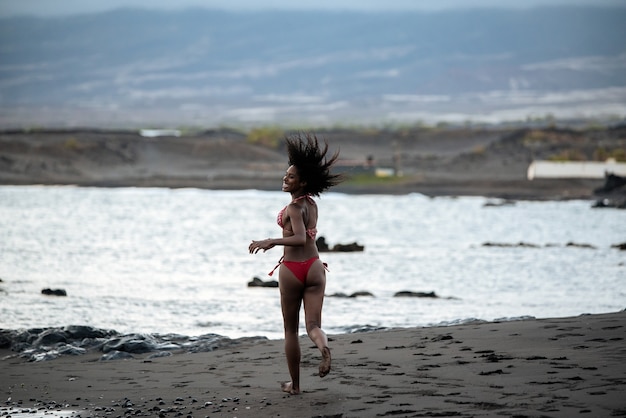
[0,312,594,363]
[2,310,625,417]
[0,178,607,202]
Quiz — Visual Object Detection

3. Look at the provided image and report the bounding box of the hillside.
[2,126,624,200]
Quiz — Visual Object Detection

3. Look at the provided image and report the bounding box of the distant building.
[139,129,181,138]
[527,159,626,180]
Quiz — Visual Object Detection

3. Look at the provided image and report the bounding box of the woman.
[249,133,343,395]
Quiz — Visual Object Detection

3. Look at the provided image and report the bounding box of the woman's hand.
[249,239,275,254]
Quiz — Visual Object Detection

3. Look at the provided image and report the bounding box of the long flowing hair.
[285,133,343,196]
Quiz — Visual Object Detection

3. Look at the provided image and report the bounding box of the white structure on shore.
[139,129,181,138]
[527,159,626,180]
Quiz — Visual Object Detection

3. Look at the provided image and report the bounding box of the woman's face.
[282,165,306,193]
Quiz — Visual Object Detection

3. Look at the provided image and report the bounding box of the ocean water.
[0,186,624,340]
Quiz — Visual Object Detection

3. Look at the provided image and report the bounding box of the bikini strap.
[268,255,284,276]
[269,256,329,276]
[292,194,315,205]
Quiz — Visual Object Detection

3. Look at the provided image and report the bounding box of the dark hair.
[285,133,343,196]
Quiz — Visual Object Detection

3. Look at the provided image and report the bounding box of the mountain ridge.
[1,7,625,128]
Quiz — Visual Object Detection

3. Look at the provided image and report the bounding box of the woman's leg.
[303,261,331,377]
[279,265,304,394]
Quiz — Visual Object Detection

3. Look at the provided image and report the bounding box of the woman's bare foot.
[281,381,300,395]
[319,347,331,377]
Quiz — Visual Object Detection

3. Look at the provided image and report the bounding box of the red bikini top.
[277,194,318,240]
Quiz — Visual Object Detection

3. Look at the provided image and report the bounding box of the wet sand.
[2,311,625,417]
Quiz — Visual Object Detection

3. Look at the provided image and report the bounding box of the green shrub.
[246,127,284,148]
[593,147,626,162]
[64,137,80,150]
[548,149,587,162]
[611,148,626,162]
[472,145,486,155]
[522,130,548,144]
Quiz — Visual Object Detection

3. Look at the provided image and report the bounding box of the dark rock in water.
[247,276,278,288]
[594,173,626,194]
[328,291,375,298]
[612,242,626,250]
[316,236,364,252]
[482,242,540,248]
[41,288,67,296]
[316,236,330,252]
[483,199,516,207]
[332,242,365,252]
[350,291,374,297]
[394,291,439,298]
[593,174,626,209]
[592,198,626,209]
[566,242,596,249]
[483,241,601,249]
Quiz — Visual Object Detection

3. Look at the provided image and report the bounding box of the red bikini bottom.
[269,256,326,284]
[282,257,319,283]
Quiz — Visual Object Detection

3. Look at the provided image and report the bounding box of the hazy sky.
[0,0,623,17]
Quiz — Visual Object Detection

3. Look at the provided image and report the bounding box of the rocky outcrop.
[482,242,597,249]
[595,173,626,194]
[592,198,626,209]
[41,288,67,296]
[316,236,364,252]
[393,291,460,300]
[566,242,597,249]
[328,291,374,298]
[483,242,540,248]
[247,277,278,288]
[593,174,626,209]
[394,291,439,298]
[326,290,460,299]
[0,326,266,362]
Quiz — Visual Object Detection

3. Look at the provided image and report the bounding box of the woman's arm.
[249,204,307,254]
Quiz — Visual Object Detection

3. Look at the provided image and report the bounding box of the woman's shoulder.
[287,200,306,213]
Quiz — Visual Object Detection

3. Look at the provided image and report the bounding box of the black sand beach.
[1,311,625,417]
